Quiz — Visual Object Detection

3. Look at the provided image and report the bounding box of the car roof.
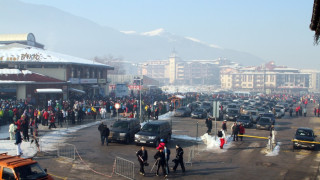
[0,153,36,168]
[144,121,169,125]
[296,127,313,131]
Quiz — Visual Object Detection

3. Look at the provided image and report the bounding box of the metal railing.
[57,143,76,160]
[115,156,135,180]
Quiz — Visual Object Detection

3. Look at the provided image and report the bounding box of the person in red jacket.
[239,123,245,141]
[48,112,56,129]
[43,110,49,126]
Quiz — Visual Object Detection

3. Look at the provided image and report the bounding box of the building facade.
[220,62,311,93]
[140,52,223,86]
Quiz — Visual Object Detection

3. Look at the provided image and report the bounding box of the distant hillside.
[0,0,264,65]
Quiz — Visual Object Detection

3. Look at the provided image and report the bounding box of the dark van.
[108,118,141,144]
[135,121,172,147]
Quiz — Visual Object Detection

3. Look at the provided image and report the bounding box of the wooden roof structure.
[311,0,320,44]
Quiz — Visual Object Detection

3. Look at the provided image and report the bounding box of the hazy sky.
[20,0,318,69]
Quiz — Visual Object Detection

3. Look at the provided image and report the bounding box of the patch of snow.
[141,28,165,36]
[0,80,35,84]
[201,133,233,152]
[0,45,110,67]
[266,142,281,156]
[0,69,32,75]
[171,134,202,142]
[185,36,222,49]
[159,111,174,120]
[0,121,101,158]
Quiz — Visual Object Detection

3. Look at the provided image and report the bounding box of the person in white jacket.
[9,122,17,140]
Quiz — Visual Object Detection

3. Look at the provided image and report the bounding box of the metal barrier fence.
[115,156,135,180]
[185,146,195,166]
[57,143,76,160]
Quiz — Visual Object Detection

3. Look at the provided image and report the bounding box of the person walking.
[48,111,56,129]
[154,148,167,177]
[289,107,293,117]
[15,129,23,156]
[303,108,307,117]
[205,118,212,134]
[314,108,317,116]
[43,110,49,126]
[239,123,245,141]
[21,118,29,142]
[98,122,106,145]
[222,120,227,133]
[136,146,148,176]
[154,108,159,120]
[218,129,226,149]
[172,144,185,173]
[164,145,171,174]
[231,122,239,141]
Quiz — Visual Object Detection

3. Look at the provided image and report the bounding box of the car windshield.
[228,105,237,108]
[229,110,238,114]
[15,163,47,180]
[194,109,203,112]
[263,114,274,118]
[141,124,160,133]
[275,109,281,112]
[260,118,270,123]
[240,116,250,120]
[251,112,257,115]
[113,121,128,129]
[296,129,314,137]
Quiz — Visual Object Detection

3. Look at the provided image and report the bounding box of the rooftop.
[0,43,113,69]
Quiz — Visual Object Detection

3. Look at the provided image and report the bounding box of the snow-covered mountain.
[0,0,264,65]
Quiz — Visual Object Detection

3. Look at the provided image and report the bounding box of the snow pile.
[0,121,101,158]
[0,140,39,158]
[201,133,233,152]
[266,142,281,157]
[159,111,173,120]
[171,134,202,142]
[0,69,32,75]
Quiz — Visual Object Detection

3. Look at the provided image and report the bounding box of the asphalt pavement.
[35,107,320,180]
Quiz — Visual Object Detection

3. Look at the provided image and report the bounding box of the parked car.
[225,108,240,121]
[261,113,276,125]
[174,106,191,117]
[201,101,212,112]
[191,108,207,119]
[0,153,53,180]
[274,108,283,118]
[293,127,317,150]
[135,121,172,147]
[256,117,272,130]
[226,104,238,113]
[247,110,259,123]
[108,118,141,144]
[236,115,253,128]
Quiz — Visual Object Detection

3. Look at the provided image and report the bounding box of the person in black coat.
[15,130,23,155]
[172,145,185,172]
[205,118,212,134]
[154,148,167,177]
[136,146,148,175]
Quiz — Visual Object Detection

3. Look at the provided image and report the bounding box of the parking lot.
[34,101,320,179]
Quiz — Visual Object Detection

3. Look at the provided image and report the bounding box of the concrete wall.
[17,84,26,100]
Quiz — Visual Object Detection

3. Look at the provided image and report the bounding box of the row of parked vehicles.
[107,118,172,148]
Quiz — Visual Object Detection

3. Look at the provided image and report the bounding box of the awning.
[69,88,86,94]
[35,89,63,93]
